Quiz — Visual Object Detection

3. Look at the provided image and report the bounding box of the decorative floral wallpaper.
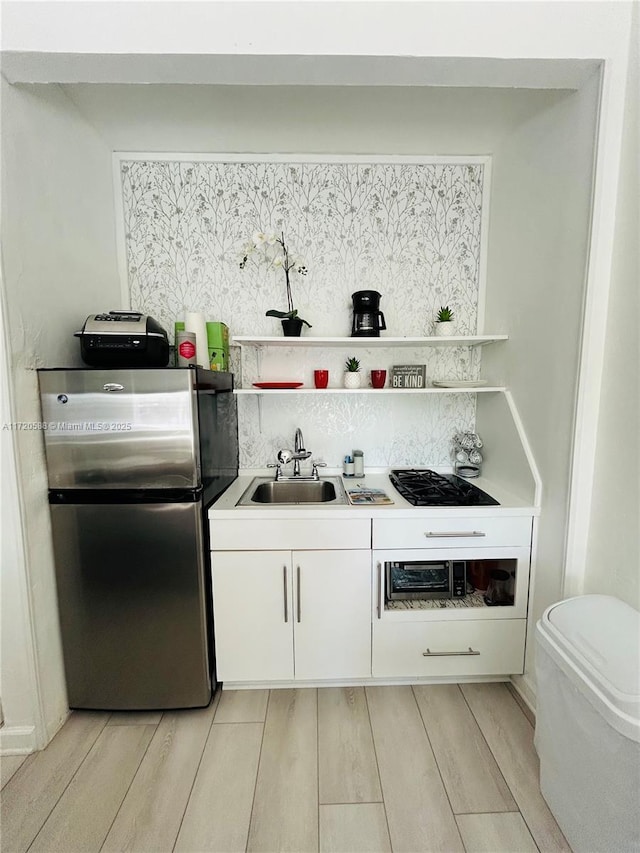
[118,157,487,468]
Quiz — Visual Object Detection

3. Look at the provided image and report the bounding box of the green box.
[206,322,229,371]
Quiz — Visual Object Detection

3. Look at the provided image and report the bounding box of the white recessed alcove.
[1,1,635,750]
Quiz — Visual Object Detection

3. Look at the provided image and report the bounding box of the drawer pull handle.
[296,564,301,623]
[422,647,480,657]
[283,565,288,623]
[376,562,382,619]
[424,531,486,538]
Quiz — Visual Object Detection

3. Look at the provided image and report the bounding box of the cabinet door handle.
[283,565,288,623]
[376,562,382,619]
[422,647,480,657]
[424,531,486,538]
[296,564,301,623]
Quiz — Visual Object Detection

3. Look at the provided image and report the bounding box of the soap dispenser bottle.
[353,449,364,477]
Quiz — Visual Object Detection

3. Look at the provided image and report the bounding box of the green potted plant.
[434,305,455,337]
[240,231,312,336]
[343,356,362,389]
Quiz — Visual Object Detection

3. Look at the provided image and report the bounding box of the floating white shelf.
[235,386,506,395]
[232,335,508,348]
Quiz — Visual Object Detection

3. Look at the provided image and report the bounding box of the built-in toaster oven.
[385,559,467,601]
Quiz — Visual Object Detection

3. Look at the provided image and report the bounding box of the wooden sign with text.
[391,365,427,389]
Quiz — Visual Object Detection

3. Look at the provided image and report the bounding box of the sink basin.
[236,476,348,506]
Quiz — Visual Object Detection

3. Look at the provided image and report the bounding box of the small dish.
[252,381,304,389]
[432,379,488,388]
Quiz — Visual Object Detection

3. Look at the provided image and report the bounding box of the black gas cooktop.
[389,469,499,507]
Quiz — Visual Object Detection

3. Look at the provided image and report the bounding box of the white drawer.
[210,518,371,550]
[373,516,532,549]
[372,619,526,677]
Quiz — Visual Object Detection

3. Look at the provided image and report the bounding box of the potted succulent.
[343,356,362,389]
[434,305,455,337]
[240,231,312,336]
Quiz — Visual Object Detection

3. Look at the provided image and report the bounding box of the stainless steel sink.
[236,476,348,506]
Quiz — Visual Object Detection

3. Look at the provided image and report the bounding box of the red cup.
[370,369,387,389]
[314,369,329,389]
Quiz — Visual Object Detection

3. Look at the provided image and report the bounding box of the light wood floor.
[1,683,570,853]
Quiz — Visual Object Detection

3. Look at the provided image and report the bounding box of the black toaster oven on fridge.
[385,559,467,601]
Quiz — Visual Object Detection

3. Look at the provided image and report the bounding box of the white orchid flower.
[253,231,277,247]
[240,229,312,329]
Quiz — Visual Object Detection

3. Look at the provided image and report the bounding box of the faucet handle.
[267,462,283,481]
[311,461,327,479]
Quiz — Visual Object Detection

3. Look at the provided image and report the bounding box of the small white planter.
[435,321,454,337]
[343,372,362,389]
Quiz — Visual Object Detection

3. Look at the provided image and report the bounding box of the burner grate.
[389,469,499,507]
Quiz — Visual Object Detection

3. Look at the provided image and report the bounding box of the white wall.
[1,273,43,752]
[68,84,571,478]
[482,72,601,700]
[584,9,640,610]
[0,80,121,749]
[62,84,567,154]
[0,1,629,78]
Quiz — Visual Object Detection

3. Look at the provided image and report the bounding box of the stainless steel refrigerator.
[38,367,238,710]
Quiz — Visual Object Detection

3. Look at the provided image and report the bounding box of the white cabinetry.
[210,519,371,685]
[372,514,533,679]
[291,550,371,680]
[211,551,293,682]
[210,510,535,684]
[373,516,531,550]
[373,620,527,678]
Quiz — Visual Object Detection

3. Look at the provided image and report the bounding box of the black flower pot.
[281,318,304,337]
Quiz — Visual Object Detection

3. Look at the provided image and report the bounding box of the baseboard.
[222,675,511,690]
[508,674,537,726]
[0,725,37,754]
[44,709,69,748]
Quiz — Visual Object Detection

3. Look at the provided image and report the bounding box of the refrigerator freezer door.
[50,501,212,709]
[38,369,199,489]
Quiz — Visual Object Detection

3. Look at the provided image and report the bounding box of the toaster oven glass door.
[386,560,454,600]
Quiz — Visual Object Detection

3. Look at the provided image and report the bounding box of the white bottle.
[353,449,364,477]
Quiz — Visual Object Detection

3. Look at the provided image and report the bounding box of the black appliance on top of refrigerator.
[38,367,238,711]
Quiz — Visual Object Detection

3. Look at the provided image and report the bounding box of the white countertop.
[208,468,539,520]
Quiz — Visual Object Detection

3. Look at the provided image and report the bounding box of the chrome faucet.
[269,428,314,480]
[292,427,311,476]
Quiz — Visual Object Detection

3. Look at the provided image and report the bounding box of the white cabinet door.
[293,550,371,680]
[211,551,294,682]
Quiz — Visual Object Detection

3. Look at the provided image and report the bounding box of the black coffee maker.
[351,290,386,337]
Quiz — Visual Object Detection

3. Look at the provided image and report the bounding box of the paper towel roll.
[184,312,209,367]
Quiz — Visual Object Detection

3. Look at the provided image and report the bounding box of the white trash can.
[535,594,640,853]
